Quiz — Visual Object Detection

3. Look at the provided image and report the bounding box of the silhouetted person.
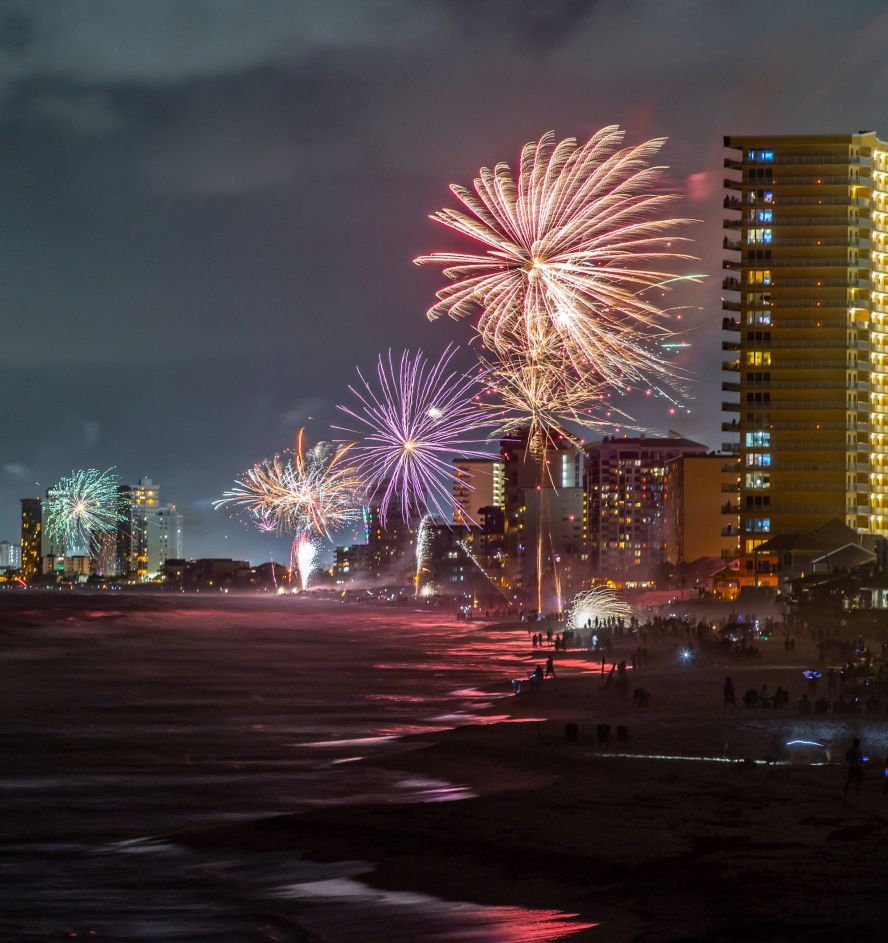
[545,655,555,678]
[845,738,864,795]
[724,676,735,708]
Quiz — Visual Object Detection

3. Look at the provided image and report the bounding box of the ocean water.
[0,596,595,941]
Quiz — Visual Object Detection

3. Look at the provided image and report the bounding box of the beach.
[2,595,887,940]
[179,625,888,942]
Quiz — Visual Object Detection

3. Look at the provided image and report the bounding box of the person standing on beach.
[844,738,864,795]
[723,676,736,708]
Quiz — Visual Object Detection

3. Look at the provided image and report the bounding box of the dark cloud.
[3,0,888,558]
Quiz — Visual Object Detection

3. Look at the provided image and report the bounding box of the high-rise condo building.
[585,435,708,582]
[452,457,505,525]
[0,540,21,571]
[502,426,586,601]
[145,504,183,577]
[723,133,888,585]
[20,498,41,581]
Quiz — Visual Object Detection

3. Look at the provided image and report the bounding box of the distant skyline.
[5,0,888,560]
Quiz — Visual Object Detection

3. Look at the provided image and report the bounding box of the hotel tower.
[723,133,888,585]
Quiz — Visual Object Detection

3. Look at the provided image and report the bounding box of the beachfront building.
[19,498,41,581]
[452,457,505,525]
[723,132,888,586]
[664,453,738,565]
[585,435,709,583]
[501,425,586,604]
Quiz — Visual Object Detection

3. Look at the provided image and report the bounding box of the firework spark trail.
[414,514,433,597]
[567,587,633,630]
[415,126,700,390]
[293,533,318,591]
[44,468,122,554]
[336,346,496,524]
[458,539,509,599]
[215,429,362,540]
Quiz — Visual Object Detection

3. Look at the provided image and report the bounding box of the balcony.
[721,420,739,432]
[724,177,742,191]
[721,463,739,473]
[770,278,868,288]
[722,299,741,311]
[768,154,868,166]
[724,157,743,170]
[775,196,868,207]
[722,277,740,291]
[723,402,741,412]
[722,359,740,372]
[762,175,855,186]
[722,317,740,331]
[724,196,742,210]
[723,237,741,251]
[721,442,741,453]
[722,339,740,351]
[721,380,740,392]
[768,217,863,226]
[764,256,858,267]
[721,525,741,537]
[770,299,848,308]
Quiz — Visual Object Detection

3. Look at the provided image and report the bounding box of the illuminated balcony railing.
[775,196,869,207]
[771,317,854,327]
[772,359,848,368]
[766,237,869,247]
[744,379,846,388]
[770,278,868,287]
[767,337,859,348]
[763,154,868,166]
[770,299,849,307]
[760,256,859,267]
[766,218,858,227]
[742,175,857,186]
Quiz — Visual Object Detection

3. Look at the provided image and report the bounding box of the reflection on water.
[0,598,596,940]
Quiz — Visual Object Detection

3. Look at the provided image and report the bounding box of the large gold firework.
[415,126,698,387]
[215,429,362,539]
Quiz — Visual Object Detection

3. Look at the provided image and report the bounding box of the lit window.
[745,351,771,366]
[745,431,771,447]
[757,209,773,223]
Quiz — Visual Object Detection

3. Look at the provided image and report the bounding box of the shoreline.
[176,641,888,941]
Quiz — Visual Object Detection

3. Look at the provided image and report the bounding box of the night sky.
[4,0,888,563]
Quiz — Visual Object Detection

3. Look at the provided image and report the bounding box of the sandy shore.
[175,633,888,941]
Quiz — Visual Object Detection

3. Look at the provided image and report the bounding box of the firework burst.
[415,126,699,388]
[337,346,494,524]
[567,586,633,630]
[45,468,122,554]
[215,430,362,539]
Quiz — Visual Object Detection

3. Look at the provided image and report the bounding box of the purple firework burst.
[337,346,494,525]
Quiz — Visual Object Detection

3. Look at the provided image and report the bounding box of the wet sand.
[179,637,888,941]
